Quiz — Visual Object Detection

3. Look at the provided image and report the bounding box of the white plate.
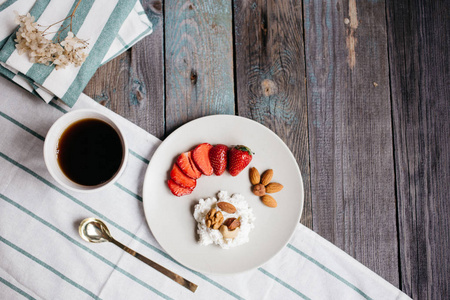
[142,115,304,274]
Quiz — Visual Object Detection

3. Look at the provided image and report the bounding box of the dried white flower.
[13,11,88,69]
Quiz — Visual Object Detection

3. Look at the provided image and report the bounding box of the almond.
[265,182,283,193]
[223,218,241,230]
[261,194,277,208]
[217,202,237,214]
[260,169,274,185]
[252,183,266,196]
[249,167,260,185]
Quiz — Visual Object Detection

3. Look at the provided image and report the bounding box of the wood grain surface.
[233,0,311,228]
[82,0,450,297]
[304,0,399,287]
[387,0,450,298]
[164,0,235,134]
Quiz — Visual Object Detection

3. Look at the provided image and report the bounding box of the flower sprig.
[14,0,88,70]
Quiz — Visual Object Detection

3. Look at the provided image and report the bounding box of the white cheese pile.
[193,191,255,249]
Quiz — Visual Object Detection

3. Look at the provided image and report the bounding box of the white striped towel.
[0,0,152,106]
[0,75,412,299]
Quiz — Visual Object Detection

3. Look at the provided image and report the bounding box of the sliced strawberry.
[176,151,201,179]
[187,151,202,178]
[209,144,228,175]
[167,179,193,197]
[192,143,213,176]
[228,145,253,176]
[170,163,196,189]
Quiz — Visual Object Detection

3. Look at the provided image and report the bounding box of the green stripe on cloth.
[0,111,45,141]
[116,34,127,47]
[121,26,152,49]
[0,276,36,300]
[258,267,311,300]
[0,193,172,300]
[0,152,243,299]
[287,243,373,300]
[0,0,17,12]
[0,0,51,63]
[114,182,142,201]
[0,65,15,80]
[0,37,9,49]
[48,101,68,113]
[62,0,138,106]
[0,72,46,99]
[129,149,150,164]
[26,0,96,85]
[100,26,152,65]
[188,269,245,300]
[0,236,100,299]
[0,73,43,98]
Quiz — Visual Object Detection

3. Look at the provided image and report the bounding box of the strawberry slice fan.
[176,151,202,179]
[192,143,213,176]
[170,164,196,189]
[167,144,253,196]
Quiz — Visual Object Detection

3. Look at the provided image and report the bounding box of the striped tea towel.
[0,0,152,106]
[0,76,411,300]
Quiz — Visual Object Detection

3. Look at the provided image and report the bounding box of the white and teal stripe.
[0,0,35,48]
[0,236,101,299]
[0,0,152,106]
[0,193,171,300]
[0,275,36,300]
[0,76,411,299]
[24,0,97,84]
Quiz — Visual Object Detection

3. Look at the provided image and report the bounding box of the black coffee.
[57,118,123,186]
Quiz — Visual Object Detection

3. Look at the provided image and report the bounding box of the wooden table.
[85,1,450,298]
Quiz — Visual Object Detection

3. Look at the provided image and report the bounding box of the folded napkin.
[0,76,411,299]
[0,0,152,106]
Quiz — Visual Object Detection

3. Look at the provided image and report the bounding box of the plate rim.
[142,114,304,274]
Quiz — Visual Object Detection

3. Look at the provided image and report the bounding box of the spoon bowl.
[79,218,112,243]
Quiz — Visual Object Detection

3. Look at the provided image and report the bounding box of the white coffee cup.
[43,109,128,193]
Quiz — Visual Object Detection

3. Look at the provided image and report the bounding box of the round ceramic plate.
[142,115,303,274]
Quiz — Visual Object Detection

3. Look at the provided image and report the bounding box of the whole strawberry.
[228,145,253,176]
[209,144,228,175]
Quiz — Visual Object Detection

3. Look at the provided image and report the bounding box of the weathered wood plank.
[304,0,399,286]
[84,0,165,139]
[233,1,311,228]
[386,0,450,298]
[164,0,235,134]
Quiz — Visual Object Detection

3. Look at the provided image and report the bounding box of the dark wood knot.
[151,1,162,13]
[190,70,198,85]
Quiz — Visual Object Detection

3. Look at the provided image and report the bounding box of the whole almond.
[260,169,274,185]
[223,218,241,230]
[217,202,237,214]
[265,182,284,193]
[261,194,277,208]
[249,167,260,185]
[252,183,266,196]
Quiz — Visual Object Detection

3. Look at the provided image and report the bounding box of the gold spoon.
[78,218,197,293]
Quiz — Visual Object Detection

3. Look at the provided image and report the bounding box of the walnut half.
[205,208,224,230]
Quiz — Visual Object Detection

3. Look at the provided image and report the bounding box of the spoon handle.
[110,238,197,293]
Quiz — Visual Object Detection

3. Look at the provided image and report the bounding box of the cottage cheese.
[193,191,255,249]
